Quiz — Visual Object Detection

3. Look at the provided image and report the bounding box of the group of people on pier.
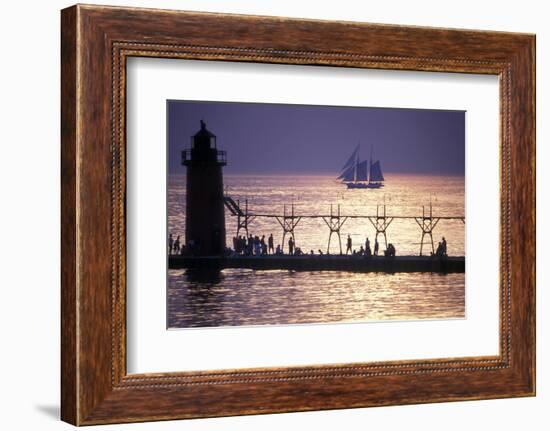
[168,234,184,255]
[434,237,448,257]
[344,234,396,257]
[230,233,305,256]
[233,234,274,256]
[169,231,448,258]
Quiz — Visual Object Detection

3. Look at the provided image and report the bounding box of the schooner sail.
[337,145,384,189]
[369,160,384,183]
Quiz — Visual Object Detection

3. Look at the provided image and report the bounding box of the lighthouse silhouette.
[182,120,227,256]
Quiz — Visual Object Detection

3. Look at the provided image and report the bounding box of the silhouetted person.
[247,235,254,255]
[346,235,352,255]
[365,242,372,257]
[374,238,379,256]
[168,234,174,255]
[276,244,282,255]
[288,237,295,255]
[442,237,447,256]
[240,236,246,254]
[268,234,274,254]
[235,236,242,254]
[260,235,267,255]
[174,236,181,254]
[365,237,370,252]
[254,235,261,255]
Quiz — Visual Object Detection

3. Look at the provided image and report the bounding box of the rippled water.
[168,174,465,328]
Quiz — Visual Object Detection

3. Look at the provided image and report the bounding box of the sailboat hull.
[346,182,383,189]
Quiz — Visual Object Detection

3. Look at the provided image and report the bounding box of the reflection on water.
[167,174,465,329]
[168,269,464,328]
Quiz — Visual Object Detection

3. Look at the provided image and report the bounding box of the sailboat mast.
[354,151,359,183]
[369,145,373,184]
[354,142,359,183]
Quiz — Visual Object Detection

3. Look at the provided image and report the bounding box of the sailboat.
[337,145,385,189]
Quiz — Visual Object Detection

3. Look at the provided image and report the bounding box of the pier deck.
[168,255,465,274]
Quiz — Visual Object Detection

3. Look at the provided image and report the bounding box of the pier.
[169,255,465,274]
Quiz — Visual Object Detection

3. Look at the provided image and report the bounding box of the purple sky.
[167,100,465,176]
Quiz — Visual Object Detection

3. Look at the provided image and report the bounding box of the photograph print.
[167,100,465,329]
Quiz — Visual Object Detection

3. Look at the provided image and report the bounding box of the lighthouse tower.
[182,120,227,256]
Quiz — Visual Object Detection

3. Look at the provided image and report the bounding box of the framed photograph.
[61,4,535,425]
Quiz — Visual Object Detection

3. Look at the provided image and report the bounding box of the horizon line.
[168,172,466,177]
